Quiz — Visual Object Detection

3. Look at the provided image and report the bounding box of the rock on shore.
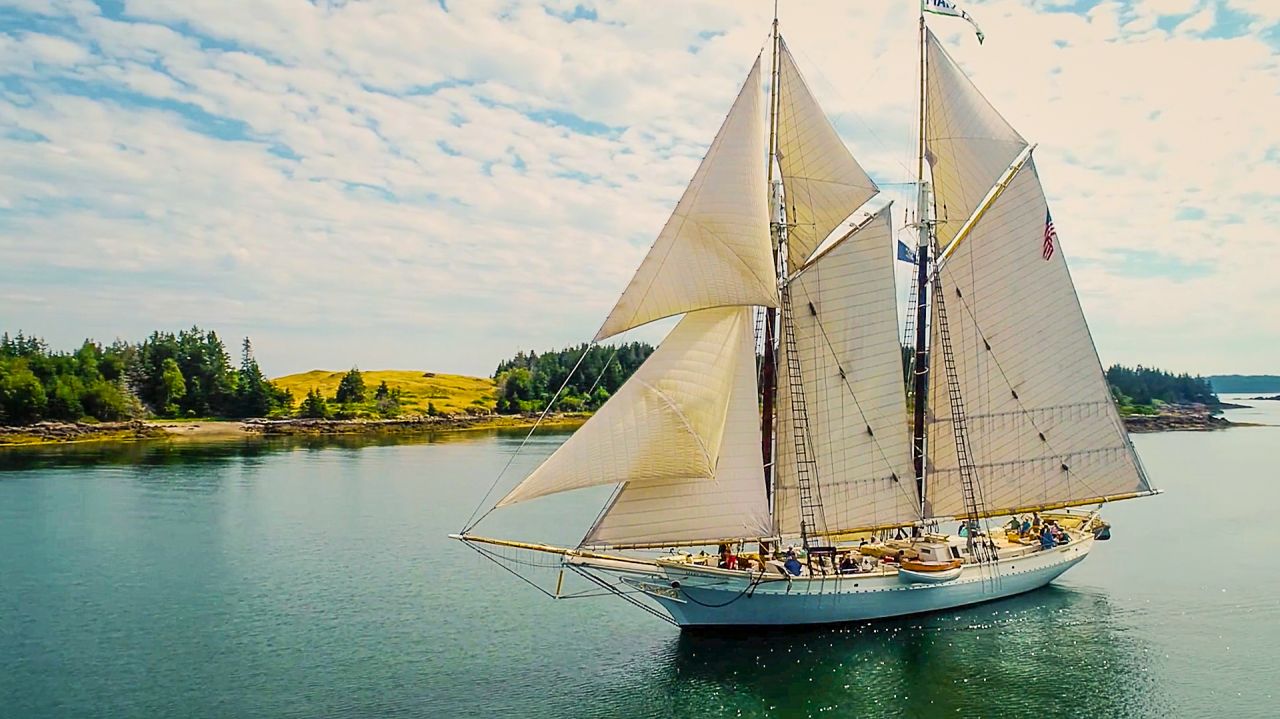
[0,420,168,445]
[1121,404,1232,433]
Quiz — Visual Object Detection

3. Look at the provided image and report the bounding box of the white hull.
[608,536,1093,628]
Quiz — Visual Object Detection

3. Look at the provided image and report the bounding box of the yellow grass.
[272,370,497,415]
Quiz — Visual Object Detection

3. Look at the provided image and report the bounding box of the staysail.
[595,57,777,341]
[925,28,1026,247]
[775,39,879,266]
[581,307,771,547]
[498,307,765,512]
[773,206,921,536]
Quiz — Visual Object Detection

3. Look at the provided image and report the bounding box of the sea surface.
[2,396,1278,718]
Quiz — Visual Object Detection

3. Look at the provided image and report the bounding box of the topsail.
[925,29,1025,248]
[774,39,879,266]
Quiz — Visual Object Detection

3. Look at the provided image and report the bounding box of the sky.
[0,0,1276,378]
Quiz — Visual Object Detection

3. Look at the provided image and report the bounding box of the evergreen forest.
[0,329,290,425]
[1105,364,1218,409]
[492,342,655,413]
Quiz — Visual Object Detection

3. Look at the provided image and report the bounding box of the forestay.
[499,308,767,535]
[773,206,921,536]
[581,307,770,547]
[775,39,879,266]
[925,29,1027,248]
[595,58,777,341]
[925,159,1151,518]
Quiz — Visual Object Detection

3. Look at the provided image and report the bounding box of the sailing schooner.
[452,6,1159,628]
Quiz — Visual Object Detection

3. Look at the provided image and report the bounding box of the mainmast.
[760,9,782,511]
[910,12,933,516]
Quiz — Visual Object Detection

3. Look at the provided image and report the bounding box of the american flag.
[1042,210,1057,261]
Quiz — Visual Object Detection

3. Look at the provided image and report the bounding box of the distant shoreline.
[0,413,590,447]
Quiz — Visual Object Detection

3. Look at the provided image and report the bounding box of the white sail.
[925,159,1151,519]
[773,206,921,536]
[582,306,770,547]
[925,28,1027,248]
[595,58,776,341]
[498,307,760,510]
[776,40,879,266]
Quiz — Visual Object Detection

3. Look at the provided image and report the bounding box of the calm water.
[2,399,1278,718]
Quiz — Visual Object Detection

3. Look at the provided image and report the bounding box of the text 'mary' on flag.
[922,0,985,44]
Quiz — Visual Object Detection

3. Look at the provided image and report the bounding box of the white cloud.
[0,0,1276,376]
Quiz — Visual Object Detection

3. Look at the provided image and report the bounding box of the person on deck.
[718,544,737,570]
[839,555,858,574]
[1039,525,1055,550]
[1020,516,1032,537]
[784,551,803,577]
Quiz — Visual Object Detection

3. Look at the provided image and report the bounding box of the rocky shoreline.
[0,420,169,446]
[0,413,590,447]
[240,413,589,436]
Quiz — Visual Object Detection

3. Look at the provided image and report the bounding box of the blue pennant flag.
[897,240,918,264]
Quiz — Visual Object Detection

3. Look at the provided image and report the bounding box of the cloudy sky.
[0,0,1276,378]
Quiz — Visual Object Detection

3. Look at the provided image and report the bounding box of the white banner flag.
[922,0,985,44]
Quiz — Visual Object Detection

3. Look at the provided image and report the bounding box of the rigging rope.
[460,344,594,533]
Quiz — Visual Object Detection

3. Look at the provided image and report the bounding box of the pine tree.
[335,367,366,404]
[235,338,272,418]
[299,387,329,418]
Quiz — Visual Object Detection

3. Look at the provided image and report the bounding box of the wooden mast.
[760,5,782,514]
[911,11,932,516]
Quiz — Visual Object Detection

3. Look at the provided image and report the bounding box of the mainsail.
[595,57,777,341]
[775,39,879,266]
[773,206,920,536]
[922,41,1151,519]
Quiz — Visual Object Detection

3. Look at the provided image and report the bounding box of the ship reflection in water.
[660,586,1166,717]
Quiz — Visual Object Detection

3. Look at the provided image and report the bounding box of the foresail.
[776,39,878,266]
[925,29,1027,248]
[582,307,770,547]
[497,307,755,509]
[925,159,1150,519]
[773,206,920,536]
[595,58,776,341]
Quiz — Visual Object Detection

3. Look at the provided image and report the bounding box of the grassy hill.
[273,370,497,415]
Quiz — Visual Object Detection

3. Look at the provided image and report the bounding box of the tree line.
[0,328,292,425]
[493,342,655,413]
[1105,364,1217,407]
